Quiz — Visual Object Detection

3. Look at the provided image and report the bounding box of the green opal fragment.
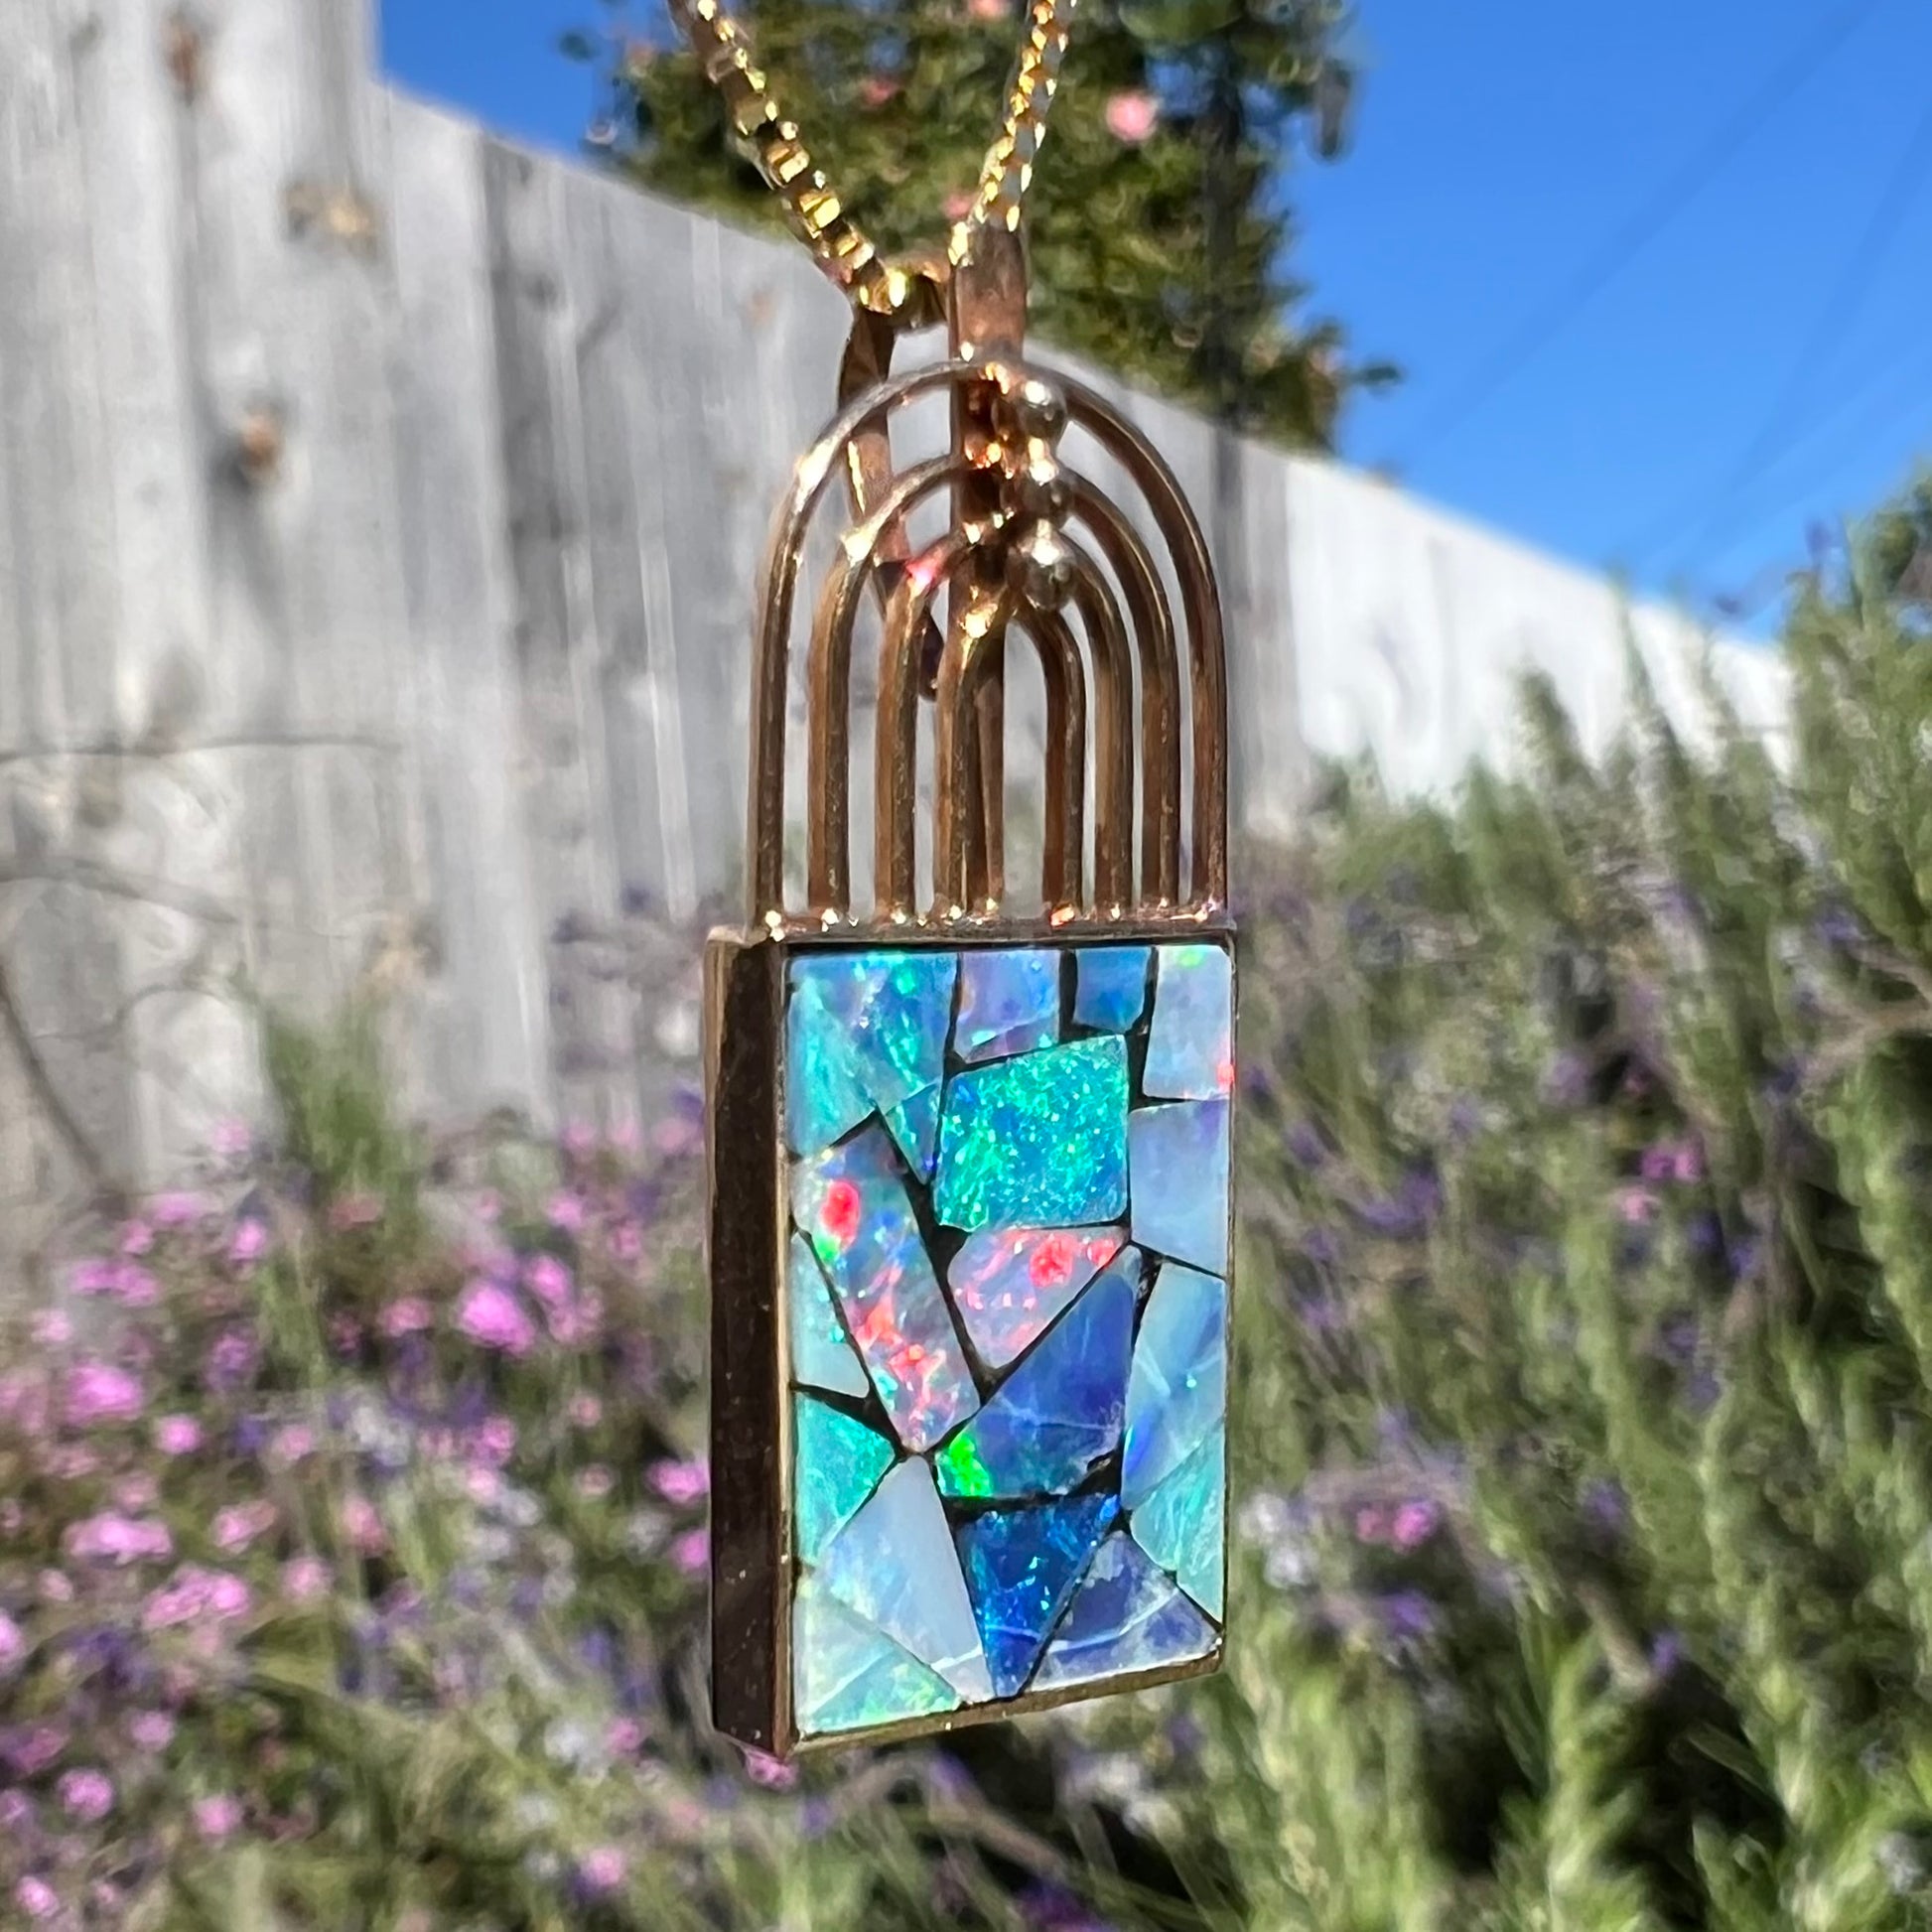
[933,1036,1130,1232]
[793,1577,960,1735]
[793,1395,895,1566]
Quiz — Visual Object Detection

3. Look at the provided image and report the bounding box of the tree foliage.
[574,0,1392,448]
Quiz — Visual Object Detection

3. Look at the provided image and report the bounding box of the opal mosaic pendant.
[704,228,1234,1755]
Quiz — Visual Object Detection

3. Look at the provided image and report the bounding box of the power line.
[1641,85,1932,577]
[1669,334,1932,578]
[1388,0,1889,465]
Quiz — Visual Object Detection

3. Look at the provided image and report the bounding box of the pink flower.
[112,1471,160,1511]
[523,1254,574,1310]
[576,1464,615,1499]
[568,1392,603,1429]
[194,1794,243,1841]
[127,1711,177,1752]
[65,1360,145,1427]
[65,1513,175,1566]
[141,1565,251,1630]
[33,1310,73,1346]
[269,1424,315,1464]
[57,1768,114,1823]
[150,1190,207,1227]
[606,1716,644,1755]
[609,1221,642,1263]
[1674,1142,1706,1183]
[1353,1504,1390,1545]
[0,1610,24,1670]
[119,1219,155,1255]
[1390,1500,1442,1552]
[562,1121,599,1160]
[281,1557,332,1603]
[943,190,975,222]
[456,1280,536,1356]
[610,1120,642,1155]
[15,1877,59,1921]
[0,1791,35,1830]
[472,1188,502,1224]
[968,0,1010,19]
[744,1749,797,1790]
[113,1262,161,1306]
[155,1414,203,1455]
[45,1445,100,1480]
[463,1463,501,1504]
[37,1570,74,1605]
[547,1191,588,1234]
[670,1527,709,1576]
[648,1458,710,1506]
[342,1494,387,1554]
[212,1500,277,1553]
[227,1219,269,1267]
[211,1117,253,1159]
[1616,1185,1659,1225]
[6,1725,67,1774]
[859,73,900,107]
[578,1847,626,1895]
[207,1572,251,1618]
[1103,88,1160,144]
[474,1415,517,1464]
[378,1297,434,1338]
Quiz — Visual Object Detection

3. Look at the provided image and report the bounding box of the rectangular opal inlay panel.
[781,940,1232,1741]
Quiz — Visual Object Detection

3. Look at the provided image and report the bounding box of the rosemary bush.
[3,480,1931,1928]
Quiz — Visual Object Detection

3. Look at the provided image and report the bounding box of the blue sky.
[382,0,1932,623]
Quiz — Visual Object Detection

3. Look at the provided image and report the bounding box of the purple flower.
[3,1725,68,1776]
[1378,1589,1438,1641]
[56,1768,114,1823]
[1650,1630,1686,1678]
[65,1361,145,1428]
[1286,1122,1327,1168]
[205,1330,258,1391]
[1303,1227,1340,1268]
[456,1281,536,1356]
[0,1790,34,1831]
[1582,1478,1628,1536]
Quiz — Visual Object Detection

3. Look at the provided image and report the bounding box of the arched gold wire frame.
[742,354,1229,934]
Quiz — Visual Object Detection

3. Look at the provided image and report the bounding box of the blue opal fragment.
[818,1457,994,1701]
[1121,1262,1227,1509]
[1031,1533,1218,1691]
[786,952,955,1157]
[935,1260,1135,1499]
[1129,1099,1230,1274]
[1072,946,1150,1032]
[955,949,1060,1063]
[884,1081,942,1181]
[792,1124,980,1450]
[793,1394,895,1565]
[788,1232,869,1398]
[934,1036,1129,1232]
[1130,1431,1224,1616]
[946,1225,1125,1368]
[793,1577,960,1735]
[955,1494,1119,1696]
[1144,944,1233,1100]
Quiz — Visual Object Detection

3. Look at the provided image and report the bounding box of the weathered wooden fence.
[0,0,1786,1263]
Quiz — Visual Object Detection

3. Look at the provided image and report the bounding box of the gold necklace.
[683,0,1237,1759]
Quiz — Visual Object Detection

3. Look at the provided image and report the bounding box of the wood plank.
[385,92,553,1123]
[482,134,636,1136]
